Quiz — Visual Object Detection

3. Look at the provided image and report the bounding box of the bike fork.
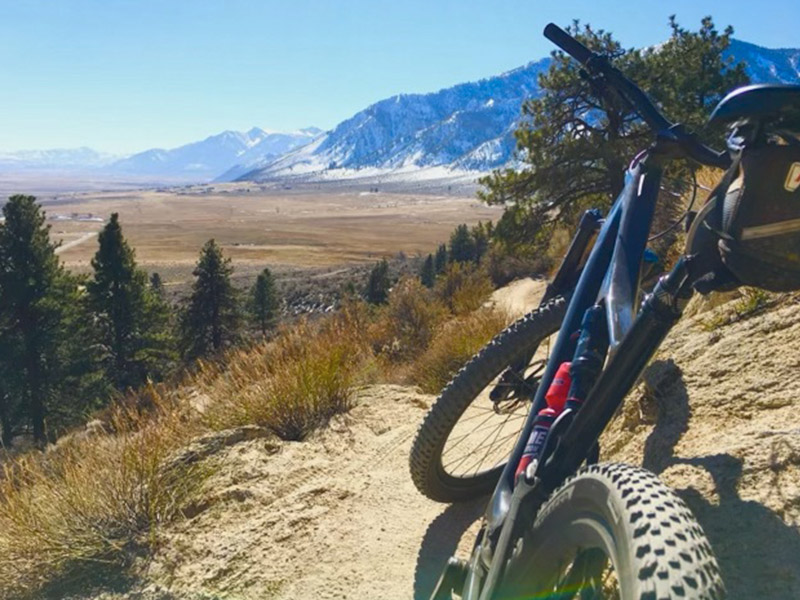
[471,257,696,600]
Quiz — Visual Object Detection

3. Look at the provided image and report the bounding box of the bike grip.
[543,23,594,65]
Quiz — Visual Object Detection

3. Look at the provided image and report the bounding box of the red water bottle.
[515,362,572,483]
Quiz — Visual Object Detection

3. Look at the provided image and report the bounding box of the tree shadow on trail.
[414,498,484,600]
[640,360,800,599]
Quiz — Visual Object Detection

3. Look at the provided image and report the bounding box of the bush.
[486,246,552,287]
[434,263,494,315]
[370,277,448,363]
[700,287,776,331]
[202,311,373,441]
[0,385,204,598]
[411,308,508,394]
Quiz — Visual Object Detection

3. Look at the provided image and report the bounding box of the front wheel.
[409,296,567,503]
[496,462,725,599]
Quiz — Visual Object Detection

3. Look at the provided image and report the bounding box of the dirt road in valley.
[55,231,98,255]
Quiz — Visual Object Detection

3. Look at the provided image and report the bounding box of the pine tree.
[479,18,749,253]
[449,224,477,264]
[471,221,491,264]
[365,259,390,305]
[150,272,165,299]
[0,196,77,443]
[420,254,436,288]
[180,239,240,359]
[87,213,175,390]
[250,267,280,336]
[434,243,448,274]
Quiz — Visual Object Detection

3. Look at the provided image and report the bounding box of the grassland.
[37,182,502,287]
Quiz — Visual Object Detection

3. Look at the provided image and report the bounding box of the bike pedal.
[429,556,469,600]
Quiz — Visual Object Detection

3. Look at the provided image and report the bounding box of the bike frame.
[463,139,700,599]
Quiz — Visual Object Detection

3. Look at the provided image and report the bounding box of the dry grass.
[369,277,449,364]
[434,263,494,315]
[0,385,205,598]
[46,187,501,278]
[411,307,508,394]
[0,303,378,595]
[201,308,374,441]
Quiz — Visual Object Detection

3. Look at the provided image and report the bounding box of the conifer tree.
[87,213,175,390]
[480,17,749,253]
[471,221,491,264]
[365,259,390,305]
[250,267,280,335]
[0,196,78,443]
[449,224,477,264]
[150,272,165,299]
[420,254,436,288]
[434,244,448,274]
[180,239,240,359]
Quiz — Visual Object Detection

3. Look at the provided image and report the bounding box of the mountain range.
[109,127,321,180]
[1,39,797,184]
[233,39,800,183]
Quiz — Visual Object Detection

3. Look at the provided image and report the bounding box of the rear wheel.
[409,297,567,503]
[496,462,725,599]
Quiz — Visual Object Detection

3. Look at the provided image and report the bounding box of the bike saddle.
[710,84,800,128]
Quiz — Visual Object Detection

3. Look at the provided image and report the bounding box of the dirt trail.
[117,386,482,600]
[95,279,800,599]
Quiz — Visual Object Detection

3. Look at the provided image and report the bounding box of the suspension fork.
[475,257,695,600]
[489,210,603,404]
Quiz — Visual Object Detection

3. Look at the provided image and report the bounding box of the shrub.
[485,246,551,287]
[700,287,775,331]
[411,308,508,394]
[0,385,204,598]
[370,277,448,363]
[434,263,494,315]
[202,312,373,441]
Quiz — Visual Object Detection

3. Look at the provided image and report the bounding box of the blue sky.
[0,0,796,154]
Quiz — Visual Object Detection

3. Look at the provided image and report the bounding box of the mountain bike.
[410,23,800,599]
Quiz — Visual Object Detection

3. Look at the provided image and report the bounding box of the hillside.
[74,281,800,600]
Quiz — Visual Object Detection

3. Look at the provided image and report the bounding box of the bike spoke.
[442,413,513,473]
[445,412,526,448]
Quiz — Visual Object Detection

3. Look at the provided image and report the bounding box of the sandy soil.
[86,283,800,599]
[108,386,483,600]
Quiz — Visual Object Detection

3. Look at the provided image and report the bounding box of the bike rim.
[438,331,557,481]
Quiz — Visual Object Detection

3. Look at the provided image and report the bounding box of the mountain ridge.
[234,38,800,184]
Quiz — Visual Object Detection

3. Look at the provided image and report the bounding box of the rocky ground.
[82,281,800,599]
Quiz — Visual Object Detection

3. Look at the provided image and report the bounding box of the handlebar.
[543,23,731,170]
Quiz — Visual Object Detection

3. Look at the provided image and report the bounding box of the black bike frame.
[468,142,699,599]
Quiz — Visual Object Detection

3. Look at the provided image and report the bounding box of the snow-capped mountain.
[0,147,117,171]
[108,127,321,179]
[728,39,800,84]
[227,58,549,183]
[236,39,800,183]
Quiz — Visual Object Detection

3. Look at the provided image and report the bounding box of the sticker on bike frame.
[785,162,800,193]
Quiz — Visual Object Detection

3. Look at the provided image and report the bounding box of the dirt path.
[132,386,483,600]
[55,231,98,255]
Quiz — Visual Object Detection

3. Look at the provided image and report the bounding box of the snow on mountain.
[108,127,321,180]
[0,147,117,171]
[229,58,549,183]
[727,39,800,84]
[237,40,800,184]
